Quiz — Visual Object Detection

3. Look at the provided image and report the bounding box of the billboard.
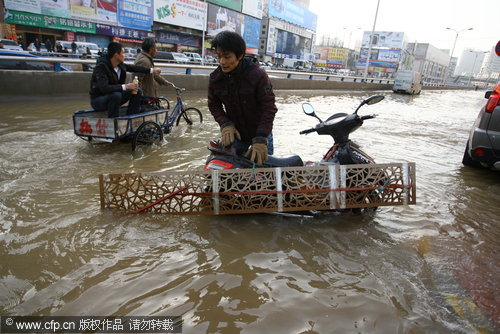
[268,0,317,31]
[361,31,405,49]
[356,59,399,70]
[4,0,118,24]
[359,48,379,60]
[276,29,306,58]
[242,0,262,19]
[378,49,401,62]
[207,0,242,12]
[243,15,260,50]
[206,3,244,37]
[118,0,153,30]
[154,0,207,31]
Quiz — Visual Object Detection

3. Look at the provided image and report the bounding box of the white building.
[406,43,450,83]
[455,49,488,76]
[479,46,500,81]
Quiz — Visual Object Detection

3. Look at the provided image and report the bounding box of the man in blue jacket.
[89,42,161,117]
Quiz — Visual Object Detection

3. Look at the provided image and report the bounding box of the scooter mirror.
[302,103,315,115]
[364,95,385,105]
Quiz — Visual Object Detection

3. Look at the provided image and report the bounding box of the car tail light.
[474,148,485,156]
[485,82,500,113]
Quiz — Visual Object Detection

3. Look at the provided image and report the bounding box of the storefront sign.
[207,0,242,12]
[154,0,207,31]
[4,9,96,33]
[96,23,151,40]
[118,0,153,31]
[155,30,200,47]
[0,23,18,41]
[268,0,317,31]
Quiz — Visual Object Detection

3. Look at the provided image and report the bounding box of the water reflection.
[0,90,498,333]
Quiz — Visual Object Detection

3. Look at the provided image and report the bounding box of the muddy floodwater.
[0,89,498,333]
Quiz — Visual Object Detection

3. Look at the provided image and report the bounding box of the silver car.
[463,82,500,170]
[1,39,23,51]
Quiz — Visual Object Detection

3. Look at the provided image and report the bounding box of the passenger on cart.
[89,42,161,117]
[133,37,171,98]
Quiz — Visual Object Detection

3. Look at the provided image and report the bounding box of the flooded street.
[0,89,498,333]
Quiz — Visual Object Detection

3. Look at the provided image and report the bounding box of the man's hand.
[153,68,162,75]
[125,82,138,91]
[221,124,241,147]
[246,137,268,165]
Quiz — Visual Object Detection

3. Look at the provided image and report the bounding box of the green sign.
[207,0,242,12]
[5,9,96,34]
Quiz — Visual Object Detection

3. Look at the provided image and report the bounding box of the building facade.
[406,43,450,83]
[0,0,267,58]
[258,0,317,65]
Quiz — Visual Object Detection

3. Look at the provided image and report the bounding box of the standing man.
[89,42,161,117]
[71,40,77,54]
[34,38,41,52]
[44,39,52,53]
[134,37,171,98]
[207,31,278,165]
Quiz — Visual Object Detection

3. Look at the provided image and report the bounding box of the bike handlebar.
[170,83,186,92]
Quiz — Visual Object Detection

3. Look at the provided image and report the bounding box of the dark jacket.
[208,57,278,142]
[89,55,150,98]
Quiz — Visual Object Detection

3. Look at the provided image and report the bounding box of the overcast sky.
[309,0,499,58]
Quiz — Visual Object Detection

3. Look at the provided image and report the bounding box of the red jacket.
[208,57,278,142]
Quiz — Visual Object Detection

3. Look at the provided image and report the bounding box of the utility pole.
[363,0,380,79]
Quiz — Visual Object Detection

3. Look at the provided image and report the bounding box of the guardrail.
[1,55,480,88]
[0,55,396,84]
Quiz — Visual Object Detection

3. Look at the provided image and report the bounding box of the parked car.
[204,55,216,64]
[259,61,271,70]
[124,47,138,60]
[462,81,500,170]
[183,52,202,63]
[0,49,71,71]
[0,39,23,51]
[26,42,48,54]
[56,41,100,57]
[170,52,190,63]
[155,51,175,63]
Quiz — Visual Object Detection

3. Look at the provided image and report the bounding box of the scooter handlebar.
[299,128,316,135]
[361,114,376,121]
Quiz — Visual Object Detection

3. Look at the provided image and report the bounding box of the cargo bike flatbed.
[73,85,203,151]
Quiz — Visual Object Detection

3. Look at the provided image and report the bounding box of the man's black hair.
[142,37,156,52]
[211,31,246,59]
[107,42,122,60]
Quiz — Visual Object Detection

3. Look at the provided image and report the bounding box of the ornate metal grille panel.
[99,163,416,215]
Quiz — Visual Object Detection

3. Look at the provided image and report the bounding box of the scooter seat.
[266,154,304,167]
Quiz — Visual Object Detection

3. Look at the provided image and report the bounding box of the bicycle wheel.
[176,107,203,126]
[132,121,163,151]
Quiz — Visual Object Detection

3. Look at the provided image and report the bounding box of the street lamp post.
[363,0,380,79]
[443,27,473,83]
